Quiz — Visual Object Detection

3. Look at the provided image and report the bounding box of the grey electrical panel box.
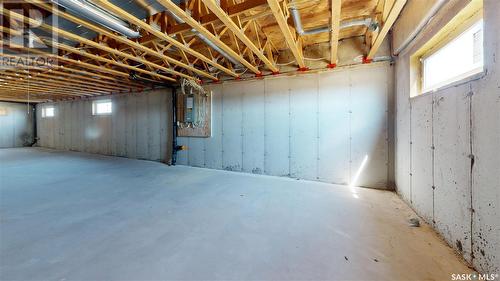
[185,95,195,123]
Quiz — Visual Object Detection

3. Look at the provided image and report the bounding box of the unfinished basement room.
[0,0,498,280]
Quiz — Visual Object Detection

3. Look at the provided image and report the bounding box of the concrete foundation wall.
[0,102,34,148]
[36,89,173,163]
[177,62,394,189]
[393,0,500,273]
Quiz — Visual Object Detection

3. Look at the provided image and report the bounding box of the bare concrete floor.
[1,148,471,280]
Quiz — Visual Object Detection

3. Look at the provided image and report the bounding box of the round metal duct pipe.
[53,0,141,38]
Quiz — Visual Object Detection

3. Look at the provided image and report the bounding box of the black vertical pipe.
[171,86,178,165]
[30,104,38,146]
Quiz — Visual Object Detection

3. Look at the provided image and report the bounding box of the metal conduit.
[289,6,378,36]
[165,9,242,67]
[52,0,141,38]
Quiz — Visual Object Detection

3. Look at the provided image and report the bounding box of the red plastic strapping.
[362,57,372,64]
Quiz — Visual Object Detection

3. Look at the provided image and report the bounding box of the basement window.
[41,106,54,118]
[422,19,484,92]
[92,99,112,115]
[0,107,7,116]
[410,0,483,97]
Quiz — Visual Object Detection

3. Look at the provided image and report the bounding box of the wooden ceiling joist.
[266,0,305,69]
[49,40,176,82]
[156,0,261,74]
[329,0,342,66]
[367,0,406,59]
[1,69,126,93]
[168,0,269,35]
[0,9,177,82]
[382,0,396,22]
[29,1,217,81]
[0,0,410,103]
[0,44,144,83]
[92,0,238,78]
[0,42,146,87]
[0,58,144,90]
[1,83,98,97]
[0,96,49,103]
[13,66,140,90]
[1,92,76,102]
[201,0,278,73]
[0,73,104,95]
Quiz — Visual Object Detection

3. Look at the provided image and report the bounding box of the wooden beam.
[266,0,305,69]
[168,0,268,35]
[383,0,395,22]
[367,0,406,59]
[201,0,278,73]
[0,44,144,84]
[0,86,77,97]
[0,82,98,96]
[0,96,48,103]
[156,0,260,74]
[0,57,144,89]
[1,69,123,93]
[0,9,178,82]
[0,73,102,95]
[1,34,173,84]
[92,0,238,77]
[30,1,217,81]
[0,91,79,101]
[16,66,138,90]
[329,0,341,65]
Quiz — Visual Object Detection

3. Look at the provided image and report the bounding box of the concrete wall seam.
[177,63,394,189]
[36,89,173,163]
[394,0,500,272]
[0,102,34,148]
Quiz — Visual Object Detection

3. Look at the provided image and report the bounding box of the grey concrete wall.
[0,102,34,148]
[36,89,173,163]
[393,0,500,273]
[177,62,394,189]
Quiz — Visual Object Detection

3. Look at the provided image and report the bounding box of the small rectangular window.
[41,106,55,118]
[422,19,484,93]
[92,99,112,115]
[0,107,7,116]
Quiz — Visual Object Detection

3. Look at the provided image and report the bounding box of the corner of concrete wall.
[393,0,500,273]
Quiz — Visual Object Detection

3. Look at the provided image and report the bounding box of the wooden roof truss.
[0,0,406,102]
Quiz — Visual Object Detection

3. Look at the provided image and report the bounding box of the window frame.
[92,99,113,116]
[41,106,55,118]
[409,1,484,98]
[420,19,484,94]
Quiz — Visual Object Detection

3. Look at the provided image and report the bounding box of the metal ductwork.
[191,29,241,66]
[341,18,378,31]
[52,0,141,38]
[165,9,242,67]
[289,7,306,35]
[290,6,378,36]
